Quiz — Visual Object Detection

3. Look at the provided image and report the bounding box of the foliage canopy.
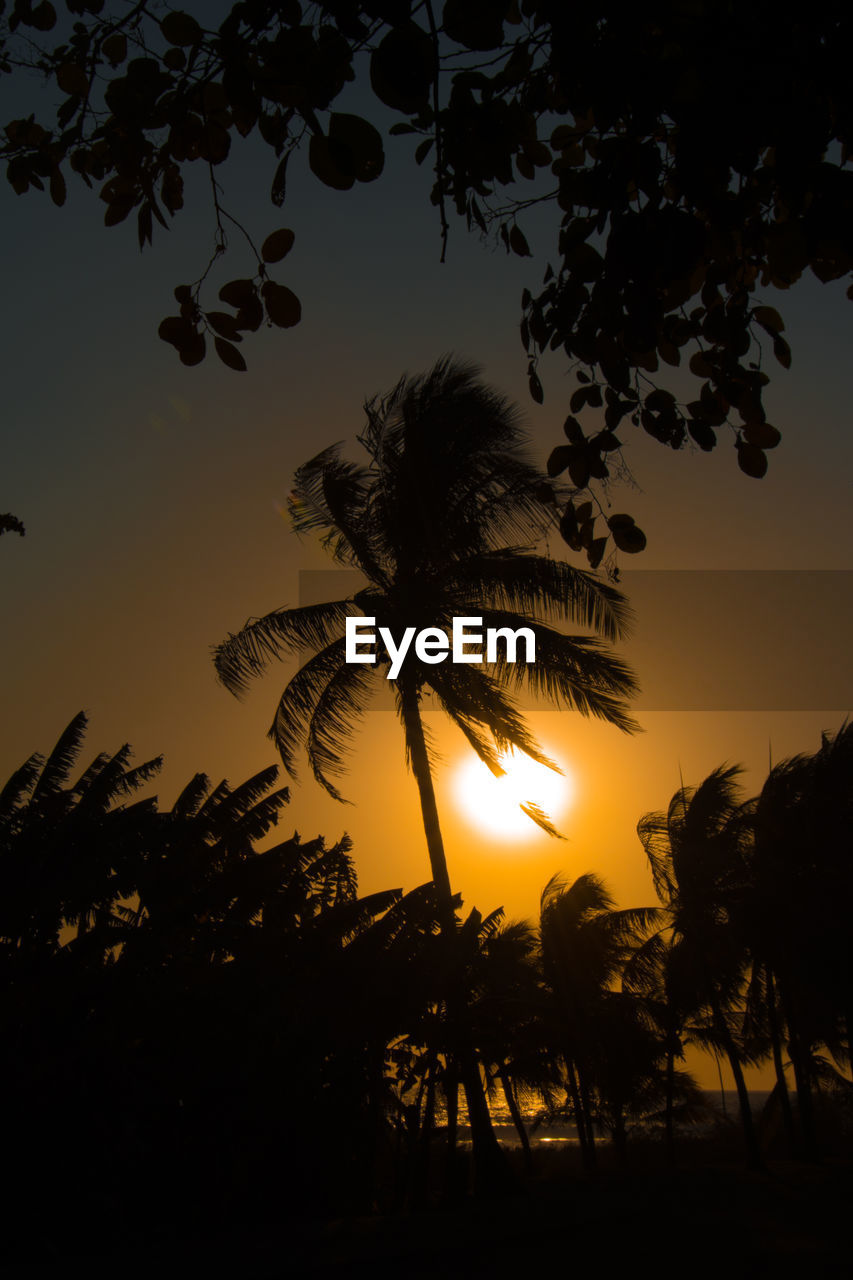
[3,2,852,558]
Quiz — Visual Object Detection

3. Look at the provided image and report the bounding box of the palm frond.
[0,751,44,819]
[428,663,556,773]
[68,751,112,797]
[636,811,677,901]
[106,755,163,801]
[541,870,617,923]
[213,765,280,825]
[168,772,211,820]
[621,928,671,995]
[677,764,744,842]
[519,801,566,840]
[229,789,291,844]
[306,660,379,801]
[446,552,632,640]
[289,445,386,581]
[268,637,349,776]
[213,599,354,696]
[30,711,89,801]
[476,609,640,732]
[600,905,664,945]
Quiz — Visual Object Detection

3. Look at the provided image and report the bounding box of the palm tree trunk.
[413,1047,437,1207]
[578,1068,598,1167]
[398,678,508,1194]
[765,967,796,1156]
[399,678,454,919]
[564,1055,591,1168]
[442,1058,466,1205]
[779,975,819,1160]
[664,1034,676,1162]
[498,1066,533,1172]
[710,999,763,1170]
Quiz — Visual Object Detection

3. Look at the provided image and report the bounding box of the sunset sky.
[2,77,851,1098]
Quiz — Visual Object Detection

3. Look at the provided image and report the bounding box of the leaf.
[178,329,206,367]
[56,62,89,98]
[161,11,203,47]
[611,522,647,553]
[329,113,385,182]
[509,224,531,257]
[102,33,127,65]
[516,153,535,180]
[563,415,585,444]
[261,228,295,263]
[547,446,572,477]
[215,337,247,371]
[163,47,186,71]
[753,305,784,333]
[742,422,781,449]
[559,504,582,551]
[519,801,566,840]
[219,278,257,308]
[689,350,713,377]
[551,124,578,148]
[49,168,66,207]
[529,371,544,403]
[104,197,134,226]
[587,537,607,569]
[137,201,152,248]
[271,153,289,207]
[206,311,242,340]
[309,133,354,191]
[0,513,26,537]
[443,0,505,50]
[235,296,264,331]
[415,137,433,166]
[262,281,302,328]
[29,1,56,31]
[736,440,768,478]
[567,449,590,489]
[688,420,717,451]
[370,23,433,114]
[159,315,205,365]
[158,315,193,347]
[773,335,792,369]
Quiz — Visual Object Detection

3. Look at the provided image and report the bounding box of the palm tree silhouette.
[745,720,853,1159]
[215,358,636,883]
[637,764,763,1168]
[538,871,660,1166]
[213,357,639,1181]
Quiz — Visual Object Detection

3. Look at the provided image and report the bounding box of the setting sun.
[453,747,574,841]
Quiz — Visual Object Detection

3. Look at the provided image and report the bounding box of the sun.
[453,746,574,841]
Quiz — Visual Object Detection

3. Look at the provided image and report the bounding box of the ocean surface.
[454,1090,775,1148]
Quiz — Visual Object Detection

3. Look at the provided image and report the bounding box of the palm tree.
[538,871,661,1165]
[213,356,639,1179]
[744,721,853,1158]
[637,764,764,1168]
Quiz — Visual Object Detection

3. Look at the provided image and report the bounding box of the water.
[450,1090,775,1149]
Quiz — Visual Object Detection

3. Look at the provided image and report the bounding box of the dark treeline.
[1,714,851,1252]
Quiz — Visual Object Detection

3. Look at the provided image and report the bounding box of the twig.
[424,0,449,264]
